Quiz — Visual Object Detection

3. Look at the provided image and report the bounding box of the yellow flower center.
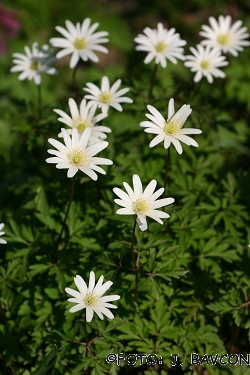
[133,198,150,215]
[217,33,230,45]
[155,41,166,52]
[99,91,112,104]
[30,60,39,71]
[74,38,86,50]
[84,292,98,306]
[164,119,180,135]
[67,148,88,167]
[200,60,210,70]
[72,117,92,133]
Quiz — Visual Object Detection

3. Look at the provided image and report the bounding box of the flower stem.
[37,84,42,120]
[191,79,203,100]
[148,63,158,100]
[131,217,137,265]
[163,147,171,196]
[72,64,79,93]
[52,176,75,260]
[134,249,141,302]
[131,217,141,302]
[84,315,89,357]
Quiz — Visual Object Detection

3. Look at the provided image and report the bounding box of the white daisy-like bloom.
[140,98,202,155]
[10,42,57,85]
[184,44,228,84]
[65,272,120,322]
[0,223,7,244]
[113,174,174,232]
[54,98,111,145]
[49,19,109,69]
[46,127,113,179]
[134,22,186,68]
[199,15,250,56]
[83,76,133,114]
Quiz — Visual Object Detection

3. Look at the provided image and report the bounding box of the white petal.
[88,271,95,292]
[133,174,143,198]
[86,306,94,322]
[168,98,175,118]
[74,275,88,295]
[69,304,85,313]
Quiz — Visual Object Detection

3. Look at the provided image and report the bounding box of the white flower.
[50,19,109,69]
[65,271,120,322]
[113,174,174,231]
[140,98,201,154]
[134,22,186,68]
[10,42,57,85]
[0,223,7,244]
[199,15,250,56]
[83,76,133,114]
[54,98,111,145]
[46,127,113,179]
[184,45,228,83]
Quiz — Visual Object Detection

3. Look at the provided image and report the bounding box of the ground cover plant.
[0,0,250,374]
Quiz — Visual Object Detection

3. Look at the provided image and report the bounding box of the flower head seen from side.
[140,98,202,155]
[50,19,109,69]
[134,22,186,68]
[113,174,174,231]
[199,15,250,56]
[46,127,113,179]
[83,76,133,114]
[54,98,111,144]
[10,42,57,85]
[65,272,120,322]
[0,223,7,244]
[184,44,228,84]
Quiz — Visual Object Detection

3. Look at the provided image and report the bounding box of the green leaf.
[28,263,51,277]
[30,345,57,375]
[35,186,50,216]
[55,265,66,294]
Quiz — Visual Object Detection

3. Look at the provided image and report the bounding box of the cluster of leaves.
[0,0,250,375]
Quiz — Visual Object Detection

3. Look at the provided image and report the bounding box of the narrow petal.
[65,287,82,299]
[88,271,95,292]
[86,306,94,322]
[74,275,88,295]
[133,174,143,198]
[69,304,85,313]
[168,98,175,118]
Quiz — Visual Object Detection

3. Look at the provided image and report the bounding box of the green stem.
[163,147,171,196]
[148,63,158,100]
[191,78,203,100]
[84,316,89,374]
[134,249,141,302]
[84,315,89,357]
[52,176,75,260]
[37,84,42,120]
[131,217,137,265]
[72,64,79,93]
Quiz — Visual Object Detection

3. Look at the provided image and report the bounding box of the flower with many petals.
[65,271,120,322]
[140,98,201,154]
[200,15,250,56]
[113,174,174,231]
[0,223,7,244]
[50,19,109,69]
[83,76,133,114]
[134,23,186,68]
[46,127,112,179]
[54,98,111,144]
[10,42,57,85]
[184,45,228,83]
